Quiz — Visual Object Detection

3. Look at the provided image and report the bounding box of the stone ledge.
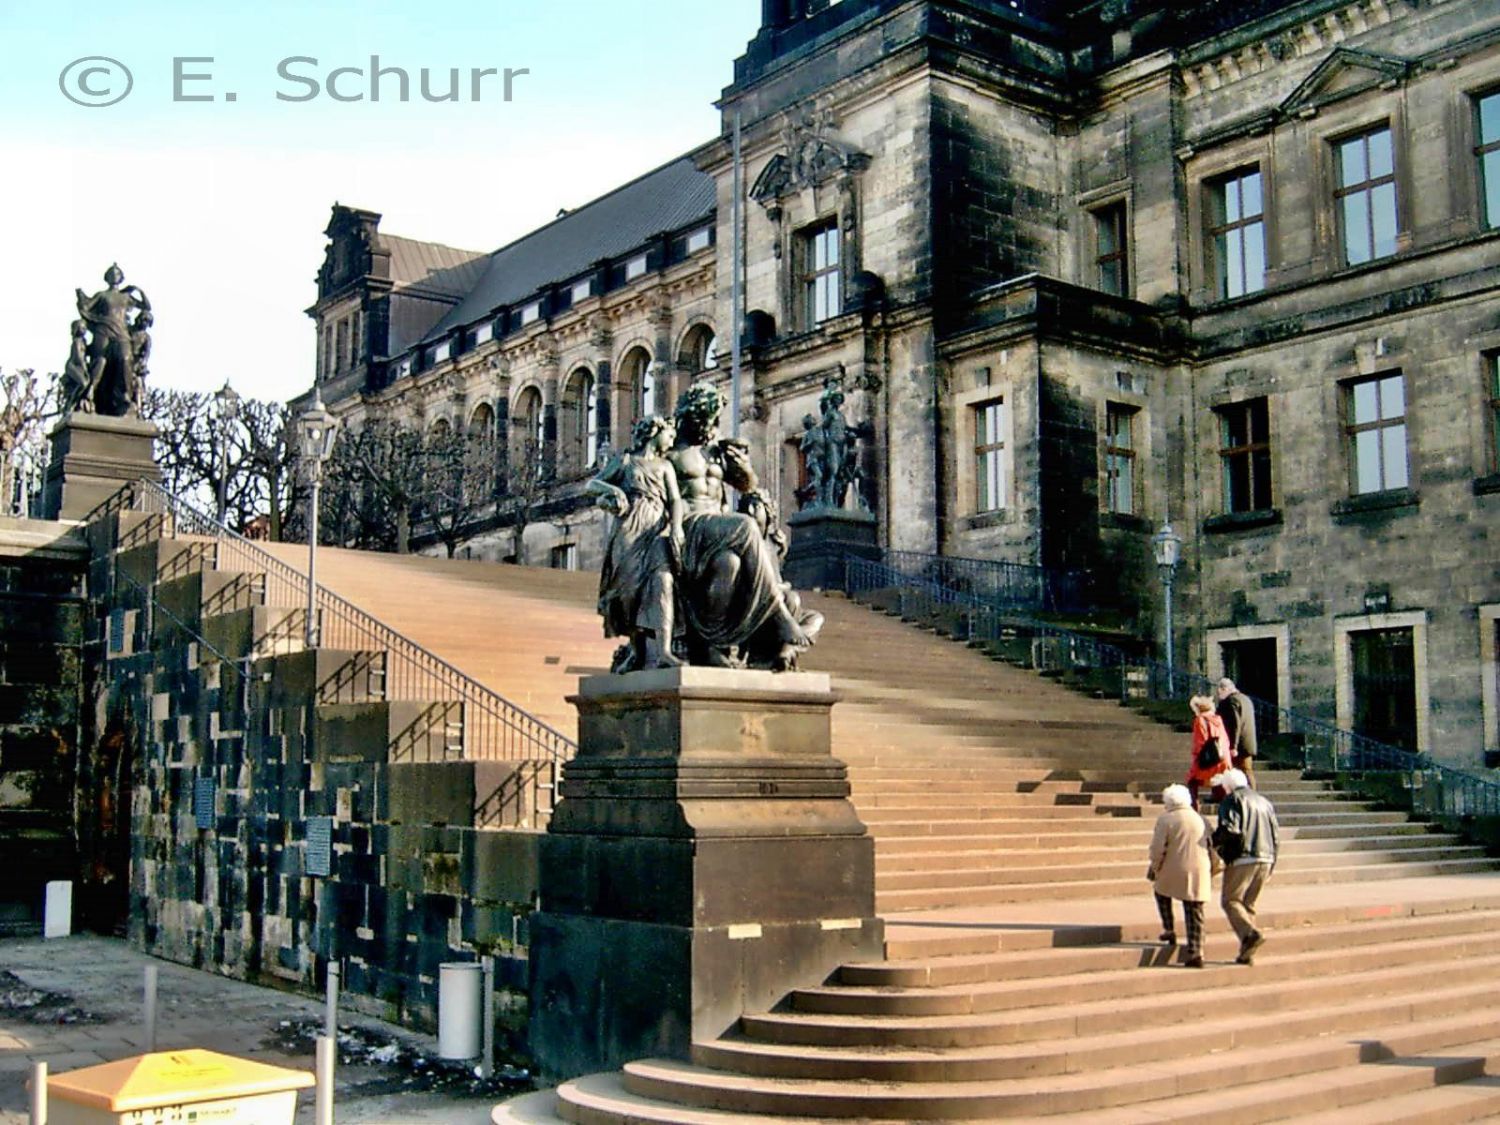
[1331,488,1420,521]
[1203,508,1284,534]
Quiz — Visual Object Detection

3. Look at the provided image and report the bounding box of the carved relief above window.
[750,108,872,204]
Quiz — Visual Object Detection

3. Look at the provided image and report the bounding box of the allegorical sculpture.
[795,377,872,511]
[590,381,823,672]
[64,263,152,417]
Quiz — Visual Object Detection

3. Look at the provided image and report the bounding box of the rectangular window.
[474,322,493,345]
[974,398,1006,512]
[1335,126,1398,265]
[1093,202,1129,296]
[1217,398,1272,512]
[520,301,542,326]
[431,340,451,365]
[550,544,577,571]
[1479,90,1500,230]
[687,226,712,253]
[803,221,842,325]
[625,254,649,281]
[335,319,349,373]
[1206,169,1266,299]
[349,311,362,364]
[571,279,592,304]
[1105,403,1137,514]
[1488,353,1500,472]
[1346,373,1409,494]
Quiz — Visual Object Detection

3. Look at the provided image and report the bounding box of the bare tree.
[419,424,500,558]
[0,369,55,515]
[323,419,425,553]
[499,436,550,564]
[238,399,302,541]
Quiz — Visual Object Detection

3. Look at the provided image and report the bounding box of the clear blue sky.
[0,1,761,402]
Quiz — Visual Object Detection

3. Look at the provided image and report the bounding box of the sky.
[0,1,761,406]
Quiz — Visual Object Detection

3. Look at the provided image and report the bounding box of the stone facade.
[304,0,1500,764]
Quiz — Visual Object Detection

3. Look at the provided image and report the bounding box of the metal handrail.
[95,480,576,793]
[877,548,1098,614]
[844,555,1500,821]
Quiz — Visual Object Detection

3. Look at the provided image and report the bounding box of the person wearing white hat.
[1214,768,1280,965]
[1147,784,1216,968]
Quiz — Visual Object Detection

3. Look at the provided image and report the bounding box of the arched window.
[562,367,598,474]
[468,402,495,440]
[430,416,453,441]
[619,347,655,431]
[513,386,544,477]
[681,324,719,373]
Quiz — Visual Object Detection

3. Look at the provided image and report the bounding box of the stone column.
[528,667,882,1082]
[590,318,615,451]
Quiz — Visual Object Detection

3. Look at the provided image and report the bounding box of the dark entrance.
[1350,627,1418,752]
[1220,637,1280,735]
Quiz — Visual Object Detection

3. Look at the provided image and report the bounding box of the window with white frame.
[1105,403,1138,515]
[520,301,542,326]
[571,279,592,304]
[1206,168,1266,299]
[803,220,841,326]
[431,340,451,365]
[687,226,712,253]
[1345,372,1409,494]
[1335,126,1398,265]
[974,398,1006,513]
[474,322,493,345]
[1477,90,1500,230]
[625,254,649,281]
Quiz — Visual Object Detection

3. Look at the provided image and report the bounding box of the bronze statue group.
[588,381,823,674]
[1149,680,1279,968]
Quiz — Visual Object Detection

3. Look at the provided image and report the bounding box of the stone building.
[303,0,1500,764]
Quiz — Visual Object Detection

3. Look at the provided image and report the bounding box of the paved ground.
[0,934,507,1124]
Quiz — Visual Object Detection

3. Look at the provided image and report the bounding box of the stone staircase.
[110,528,1500,1120]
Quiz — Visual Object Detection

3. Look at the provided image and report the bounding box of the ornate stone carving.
[795,376,873,513]
[66,264,152,417]
[750,108,872,205]
[588,382,823,672]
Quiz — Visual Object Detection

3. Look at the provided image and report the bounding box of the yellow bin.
[44,1048,315,1124]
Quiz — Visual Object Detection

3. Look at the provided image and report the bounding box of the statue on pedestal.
[795,377,872,512]
[68,264,152,417]
[589,381,823,672]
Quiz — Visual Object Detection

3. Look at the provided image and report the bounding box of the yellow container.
[44,1048,315,1125]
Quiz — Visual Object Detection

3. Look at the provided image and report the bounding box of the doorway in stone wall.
[1219,637,1280,735]
[1350,626,1418,752]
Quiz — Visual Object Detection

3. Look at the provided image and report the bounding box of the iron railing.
[874,548,1098,615]
[845,555,1500,821]
[93,480,574,823]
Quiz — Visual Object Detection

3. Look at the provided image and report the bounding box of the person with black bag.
[1214,768,1280,965]
[1186,695,1231,809]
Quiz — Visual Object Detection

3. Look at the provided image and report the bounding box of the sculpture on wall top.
[795,376,872,512]
[64,264,152,417]
[589,381,823,673]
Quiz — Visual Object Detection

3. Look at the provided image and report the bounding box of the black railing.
[91,480,573,827]
[845,555,1500,821]
[873,548,1097,615]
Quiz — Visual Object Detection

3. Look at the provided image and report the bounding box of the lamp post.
[1152,520,1183,694]
[297,393,340,649]
[213,381,242,525]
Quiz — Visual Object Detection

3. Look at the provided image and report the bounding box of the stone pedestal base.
[42,414,161,521]
[784,506,879,590]
[528,667,882,1082]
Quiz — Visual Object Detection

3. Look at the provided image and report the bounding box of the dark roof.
[421,155,716,344]
[381,235,488,300]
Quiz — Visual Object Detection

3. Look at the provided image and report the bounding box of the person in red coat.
[1187,694,1231,809]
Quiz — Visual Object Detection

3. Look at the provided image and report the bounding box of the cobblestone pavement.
[0,935,504,1124]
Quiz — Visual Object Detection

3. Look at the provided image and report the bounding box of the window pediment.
[751,108,871,205]
[1278,48,1412,118]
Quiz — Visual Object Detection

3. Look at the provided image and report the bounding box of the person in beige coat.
[1148,783,1217,967]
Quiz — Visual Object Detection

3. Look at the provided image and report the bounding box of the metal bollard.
[29,1061,45,1125]
[143,965,158,1052]
[315,1034,335,1125]
[324,961,340,1040]
[480,956,495,1080]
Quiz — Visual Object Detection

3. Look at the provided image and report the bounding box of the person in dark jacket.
[1216,678,1259,788]
[1215,768,1279,965]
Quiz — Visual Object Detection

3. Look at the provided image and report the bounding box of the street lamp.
[1152,520,1183,692]
[213,381,242,525]
[297,393,340,648]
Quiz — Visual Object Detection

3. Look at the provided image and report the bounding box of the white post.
[143,965,158,1052]
[480,955,495,1080]
[730,108,744,439]
[29,1062,45,1125]
[324,961,340,1040]
[315,1035,335,1125]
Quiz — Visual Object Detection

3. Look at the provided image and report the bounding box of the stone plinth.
[528,666,882,1082]
[784,506,879,590]
[42,413,161,521]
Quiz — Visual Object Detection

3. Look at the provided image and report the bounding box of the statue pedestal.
[784,506,879,590]
[41,414,161,521]
[528,667,882,1082]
